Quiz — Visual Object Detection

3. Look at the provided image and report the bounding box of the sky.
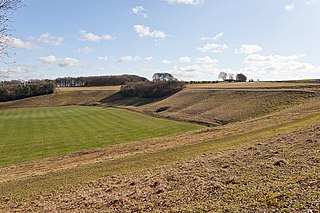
[1,0,320,81]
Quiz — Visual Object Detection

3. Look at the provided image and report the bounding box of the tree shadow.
[100,92,167,107]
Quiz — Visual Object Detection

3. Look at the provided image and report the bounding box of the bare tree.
[0,0,23,57]
[228,73,235,81]
[218,71,227,81]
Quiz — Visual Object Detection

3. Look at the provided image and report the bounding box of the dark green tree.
[236,73,247,82]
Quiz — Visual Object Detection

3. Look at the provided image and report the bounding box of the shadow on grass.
[100,92,167,106]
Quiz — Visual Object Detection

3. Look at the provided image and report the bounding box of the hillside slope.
[0,87,119,109]
[1,96,319,212]
[118,89,317,126]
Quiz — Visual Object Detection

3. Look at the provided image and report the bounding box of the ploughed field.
[0,106,202,166]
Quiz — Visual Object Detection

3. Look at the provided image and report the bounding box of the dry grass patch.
[187,81,320,90]
[56,86,121,92]
[130,89,316,125]
[0,89,117,109]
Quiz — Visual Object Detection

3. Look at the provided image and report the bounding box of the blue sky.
[1,0,319,81]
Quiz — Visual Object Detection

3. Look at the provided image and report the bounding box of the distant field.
[56,86,121,92]
[187,81,320,90]
[0,107,202,166]
[0,90,117,109]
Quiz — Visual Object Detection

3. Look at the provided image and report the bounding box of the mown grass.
[0,106,202,166]
[1,112,319,201]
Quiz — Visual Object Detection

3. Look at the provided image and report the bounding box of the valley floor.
[4,121,319,212]
[0,82,319,212]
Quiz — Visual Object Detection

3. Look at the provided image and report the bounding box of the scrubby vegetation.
[55,75,148,87]
[120,81,185,98]
[0,80,55,102]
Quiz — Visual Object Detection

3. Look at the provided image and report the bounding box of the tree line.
[0,80,55,102]
[120,81,185,98]
[55,75,148,87]
[218,72,248,82]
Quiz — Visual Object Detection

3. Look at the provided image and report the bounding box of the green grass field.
[0,107,202,166]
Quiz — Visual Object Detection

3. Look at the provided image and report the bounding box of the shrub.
[120,81,185,98]
[55,75,148,87]
[0,81,55,102]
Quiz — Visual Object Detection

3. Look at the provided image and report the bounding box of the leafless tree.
[0,0,23,57]
[218,71,227,81]
[228,73,235,80]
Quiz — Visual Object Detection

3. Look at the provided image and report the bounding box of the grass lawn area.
[0,106,202,166]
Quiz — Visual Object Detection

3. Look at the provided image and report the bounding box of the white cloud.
[179,56,192,63]
[196,43,228,53]
[119,56,141,62]
[235,44,262,55]
[172,64,204,78]
[39,55,82,67]
[1,66,34,74]
[172,56,222,78]
[284,3,295,11]
[306,0,317,5]
[6,37,38,50]
[132,6,148,18]
[58,57,82,67]
[167,0,204,5]
[200,32,224,41]
[79,30,113,42]
[144,56,154,62]
[194,56,218,64]
[0,66,35,80]
[77,47,94,54]
[133,25,167,38]
[97,56,108,62]
[37,33,63,46]
[162,60,171,64]
[39,55,57,64]
[245,54,302,63]
[243,53,319,80]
